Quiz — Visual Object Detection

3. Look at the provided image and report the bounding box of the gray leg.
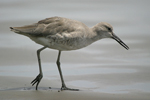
[56,50,79,91]
[31,46,47,90]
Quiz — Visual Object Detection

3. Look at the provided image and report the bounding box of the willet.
[10,16,129,91]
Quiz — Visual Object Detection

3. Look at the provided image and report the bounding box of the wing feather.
[10,16,81,37]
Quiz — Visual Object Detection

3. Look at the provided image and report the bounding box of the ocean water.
[0,0,150,94]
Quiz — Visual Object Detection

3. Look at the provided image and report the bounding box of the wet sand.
[0,76,149,100]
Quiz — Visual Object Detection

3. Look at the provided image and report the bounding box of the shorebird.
[10,16,129,91]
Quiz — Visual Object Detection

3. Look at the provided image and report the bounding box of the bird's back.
[10,16,88,37]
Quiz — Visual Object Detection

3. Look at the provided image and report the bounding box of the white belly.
[30,37,92,51]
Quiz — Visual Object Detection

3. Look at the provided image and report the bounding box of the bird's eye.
[107,27,112,31]
[104,25,112,32]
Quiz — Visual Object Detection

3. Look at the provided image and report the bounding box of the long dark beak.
[112,33,129,50]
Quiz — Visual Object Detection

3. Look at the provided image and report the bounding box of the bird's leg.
[56,50,79,91]
[31,46,47,90]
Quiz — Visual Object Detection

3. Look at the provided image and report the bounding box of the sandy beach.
[0,0,150,100]
[0,76,149,100]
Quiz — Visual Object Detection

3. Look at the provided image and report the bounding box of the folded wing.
[10,17,75,37]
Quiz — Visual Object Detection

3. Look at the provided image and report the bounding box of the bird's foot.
[61,86,79,91]
[31,74,43,90]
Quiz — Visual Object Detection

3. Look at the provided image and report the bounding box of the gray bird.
[10,16,129,91]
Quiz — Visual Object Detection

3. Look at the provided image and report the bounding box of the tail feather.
[10,24,37,35]
[10,27,13,29]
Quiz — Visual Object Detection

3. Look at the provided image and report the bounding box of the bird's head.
[93,22,129,50]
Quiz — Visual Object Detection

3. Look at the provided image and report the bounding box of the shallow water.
[0,0,150,94]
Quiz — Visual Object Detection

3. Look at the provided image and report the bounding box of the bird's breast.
[30,36,92,51]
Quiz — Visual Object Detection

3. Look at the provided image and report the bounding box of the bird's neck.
[89,28,104,43]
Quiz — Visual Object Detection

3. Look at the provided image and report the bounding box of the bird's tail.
[10,24,37,36]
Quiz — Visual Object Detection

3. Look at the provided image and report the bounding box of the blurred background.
[0,0,150,93]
